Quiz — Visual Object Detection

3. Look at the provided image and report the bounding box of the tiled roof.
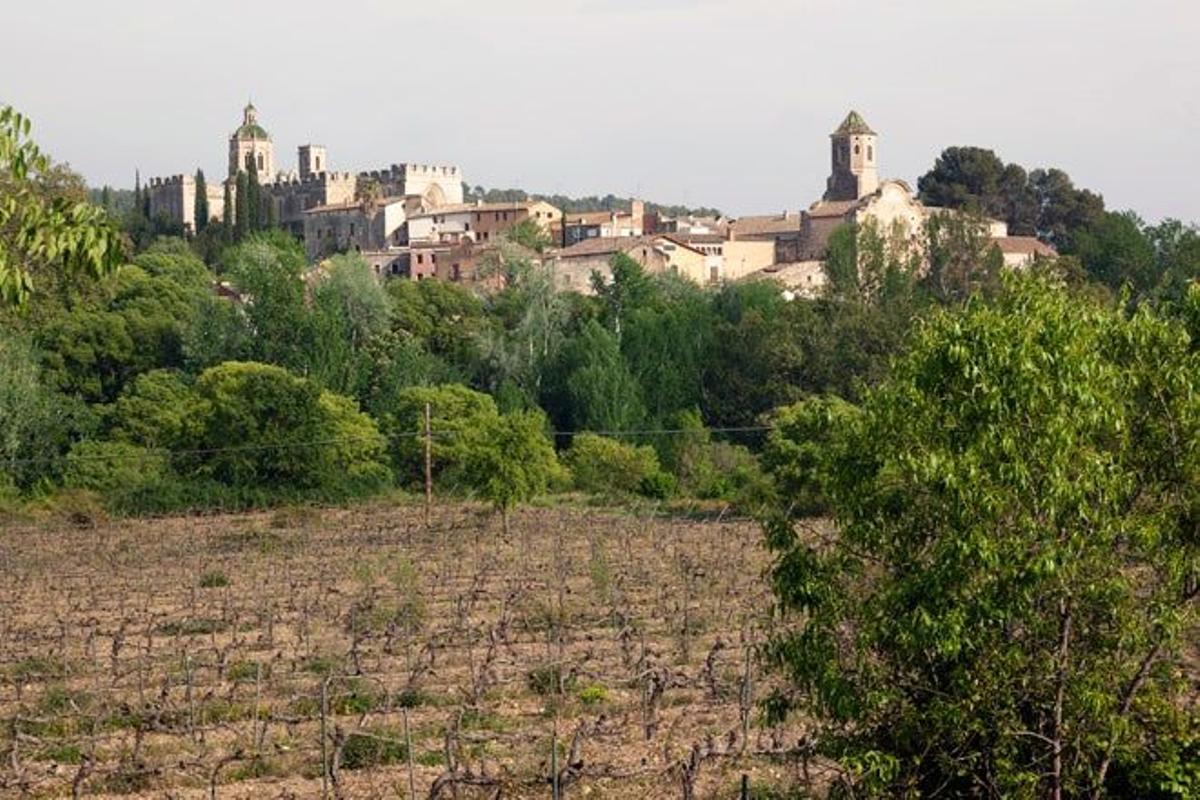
[553,235,689,258]
[833,110,875,136]
[806,199,861,219]
[991,236,1056,256]
[408,201,546,219]
[730,213,801,237]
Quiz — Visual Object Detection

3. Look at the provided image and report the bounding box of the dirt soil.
[0,502,819,799]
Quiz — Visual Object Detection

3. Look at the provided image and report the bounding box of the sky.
[4,0,1198,222]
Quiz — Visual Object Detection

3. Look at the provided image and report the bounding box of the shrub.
[340,728,408,770]
[566,433,661,496]
[527,664,576,696]
[62,440,172,496]
[577,684,609,707]
[199,570,228,589]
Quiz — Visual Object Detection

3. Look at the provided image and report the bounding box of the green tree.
[386,384,501,486]
[560,320,645,433]
[222,179,233,230]
[190,361,389,495]
[917,146,1037,235]
[1069,210,1158,293]
[922,210,1004,304]
[592,252,654,342]
[565,433,663,496]
[765,276,1199,797]
[0,331,92,488]
[0,105,124,306]
[506,218,552,252]
[246,158,262,232]
[234,170,249,240]
[460,409,560,535]
[193,169,209,234]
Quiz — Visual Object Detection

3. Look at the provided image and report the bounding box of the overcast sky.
[4,0,1198,221]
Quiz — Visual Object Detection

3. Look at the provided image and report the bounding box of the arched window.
[257,153,264,170]
[868,146,874,161]
[854,144,860,155]
[245,152,253,170]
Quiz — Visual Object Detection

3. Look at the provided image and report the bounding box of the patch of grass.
[396,687,429,708]
[330,678,378,715]
[38,685,91,714]
[340,727,407,770]
[214,527,287,554]
[460,708,509,732]
[229,755,282,781]
[37,742,84,764]
[527,664,576,696]
[270,505,320,530]
[157,617,228,636]
[416,750,444,767]
[577,684,609,707]
[199,570,229,588]
[6,655,69,683]
[300,655,339,676]
[226,660,267,683]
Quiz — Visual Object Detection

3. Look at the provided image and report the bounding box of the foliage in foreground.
[765,277,1200,797]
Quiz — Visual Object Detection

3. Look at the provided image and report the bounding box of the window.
[854,144,860,155]
[257,153,264,170]
[417,254,424,264]
[868,145,874,161]
[315,156,322,170]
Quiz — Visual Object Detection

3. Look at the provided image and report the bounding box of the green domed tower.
[228,102,275,181]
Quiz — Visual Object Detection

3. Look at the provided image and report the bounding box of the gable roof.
[730,212,801,237]
[991,236,1057,257]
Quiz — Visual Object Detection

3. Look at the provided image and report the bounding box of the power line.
[1,424,775,470]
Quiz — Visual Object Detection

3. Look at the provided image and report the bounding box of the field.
[0,501,818,798]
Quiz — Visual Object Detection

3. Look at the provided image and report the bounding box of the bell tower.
[228,101,276,182]
[824,110,878,202]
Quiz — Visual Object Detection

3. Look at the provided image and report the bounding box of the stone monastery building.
[146,103,464,240]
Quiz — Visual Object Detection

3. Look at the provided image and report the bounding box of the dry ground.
[0,501,819,799]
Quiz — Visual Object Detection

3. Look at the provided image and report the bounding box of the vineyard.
[0,501,820,799]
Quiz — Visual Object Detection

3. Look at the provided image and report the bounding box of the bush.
[340,727,408,770]
[63,440,172,496]
[386,384,500,487]
[566,433,662,496]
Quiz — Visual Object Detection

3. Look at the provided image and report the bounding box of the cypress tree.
[246,157,262,232]
[223,179,233,230]
[266,196,278,229]
[133,170,142,217]
[101,185,112,211]
[235,170,249,240]
[194,169,209,234]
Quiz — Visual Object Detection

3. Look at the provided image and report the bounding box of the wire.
[0,424,775,469]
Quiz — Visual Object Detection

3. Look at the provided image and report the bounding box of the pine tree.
[246,157,262,232]
[194,169,209,234]
[235,170,249,240]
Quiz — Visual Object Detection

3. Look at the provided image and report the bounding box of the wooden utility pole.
[423,402,433,527]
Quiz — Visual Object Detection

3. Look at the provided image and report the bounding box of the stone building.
[733,110,1055,291]
[406,199,561,244]
[559,200,645,246]
[147,103,464,242]
[548,234,707,294]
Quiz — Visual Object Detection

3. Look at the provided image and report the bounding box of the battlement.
[268,170,356,187]
[149,174,194,187]
[362,163,461,180]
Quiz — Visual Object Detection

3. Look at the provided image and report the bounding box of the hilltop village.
[147,105,1053,295]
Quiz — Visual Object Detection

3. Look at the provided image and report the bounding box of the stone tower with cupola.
[824,110,879,201]
[227,102,276,182]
